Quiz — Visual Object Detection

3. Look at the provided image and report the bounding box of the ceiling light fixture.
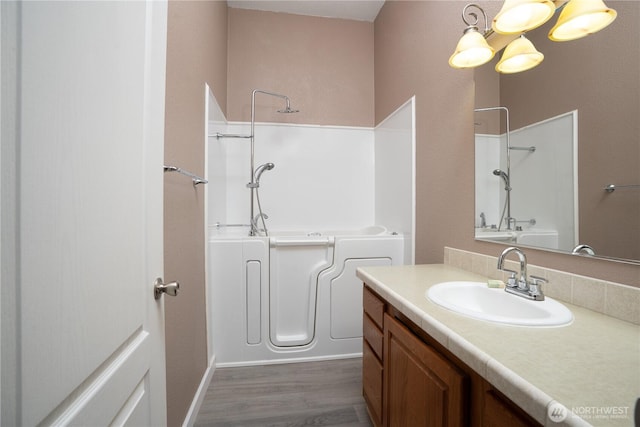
[492,0,556,34]
[449,4,495,69]
[549,0,617,41]
[496,35,545,73]
[449,1,618,73]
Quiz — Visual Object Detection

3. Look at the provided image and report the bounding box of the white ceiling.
[226,0,386,22]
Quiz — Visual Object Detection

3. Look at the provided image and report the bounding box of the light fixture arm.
[462,4,490,35]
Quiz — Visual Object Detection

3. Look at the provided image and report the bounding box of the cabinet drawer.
[363,314,383,359]
[363,341,383,427]
[363,286,384,329]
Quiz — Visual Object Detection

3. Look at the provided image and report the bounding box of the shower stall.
[207,92,415,366]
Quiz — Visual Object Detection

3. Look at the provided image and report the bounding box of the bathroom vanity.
[359,264,639,426]
[363,285,538,426]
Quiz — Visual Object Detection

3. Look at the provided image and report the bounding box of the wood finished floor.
[194,357,373,427]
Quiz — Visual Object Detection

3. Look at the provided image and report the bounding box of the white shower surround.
[208,98,415,237]
[205,96,415,366]
[211,122,376,231]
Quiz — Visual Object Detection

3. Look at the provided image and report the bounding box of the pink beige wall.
[164,1,227,425]
[227,8,374,127]
[374,1,639,286]
[374,0,475,263]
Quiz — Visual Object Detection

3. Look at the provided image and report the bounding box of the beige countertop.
[356,264,640,427]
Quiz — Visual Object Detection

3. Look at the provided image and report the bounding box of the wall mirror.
[474,0,639,264]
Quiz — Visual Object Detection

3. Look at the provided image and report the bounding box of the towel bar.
[163,165,208,185]
[604,184,640,193]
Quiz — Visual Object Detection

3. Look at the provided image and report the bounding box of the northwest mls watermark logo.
[548,402,631,423]
[548,402,568,423]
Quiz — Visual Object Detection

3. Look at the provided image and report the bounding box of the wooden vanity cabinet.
[483,387,541,427]
[384,312,466,426]
[362,285,541,427]
[363,286,385,426]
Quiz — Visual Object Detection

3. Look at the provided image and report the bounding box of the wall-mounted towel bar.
[163,165,208,185]
[604,184,640,193]
[509,146,536,152]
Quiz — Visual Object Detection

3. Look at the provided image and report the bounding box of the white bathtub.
[207,225,405,366]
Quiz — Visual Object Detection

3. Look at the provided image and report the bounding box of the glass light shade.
[492,0,556,34]
[449,29,496,69]
[549,0,617,41]
[495,35,544,73]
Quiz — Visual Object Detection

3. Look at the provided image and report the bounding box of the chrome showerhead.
[277,107,299,113]
[277,98,299,114]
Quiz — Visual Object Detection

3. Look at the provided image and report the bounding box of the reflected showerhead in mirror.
[493,169,511,190]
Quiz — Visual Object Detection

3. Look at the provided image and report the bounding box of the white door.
[1,1,169,425]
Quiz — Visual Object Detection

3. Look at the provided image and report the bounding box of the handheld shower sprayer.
[254,162,275,184]
[248,162,275,188]
[250,162,275,236]
[493,169,510,190]
[493,168,514,230]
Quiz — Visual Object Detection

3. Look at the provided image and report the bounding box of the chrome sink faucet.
[497,247,546,301]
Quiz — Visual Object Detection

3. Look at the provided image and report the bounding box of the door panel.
[1,1,167,425]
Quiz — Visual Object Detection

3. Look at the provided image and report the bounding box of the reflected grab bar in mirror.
[163,165,208,185]
[604,184,640,193]
[509,146,536,152]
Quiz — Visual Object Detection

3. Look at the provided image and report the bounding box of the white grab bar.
[270,237,335,248]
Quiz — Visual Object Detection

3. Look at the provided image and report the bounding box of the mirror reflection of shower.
[216,89,299,236]
[475,106,513,231]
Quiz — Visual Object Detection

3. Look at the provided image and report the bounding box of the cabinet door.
[363,341,384,427]
[384,314,466,427]
[483,389,541,427]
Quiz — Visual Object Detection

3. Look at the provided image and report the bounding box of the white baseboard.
[182,355,216,427]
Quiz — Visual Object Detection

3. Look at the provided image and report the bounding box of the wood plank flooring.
[194,357,373,427]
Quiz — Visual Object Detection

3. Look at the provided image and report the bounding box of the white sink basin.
[426,281,573,327]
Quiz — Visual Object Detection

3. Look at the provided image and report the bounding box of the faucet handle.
[502,269,518,287]
[528,275,547,300]
[529,275,547,285]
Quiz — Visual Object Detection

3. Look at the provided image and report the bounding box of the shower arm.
[249,90,292,183]
[248,90,293,236]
